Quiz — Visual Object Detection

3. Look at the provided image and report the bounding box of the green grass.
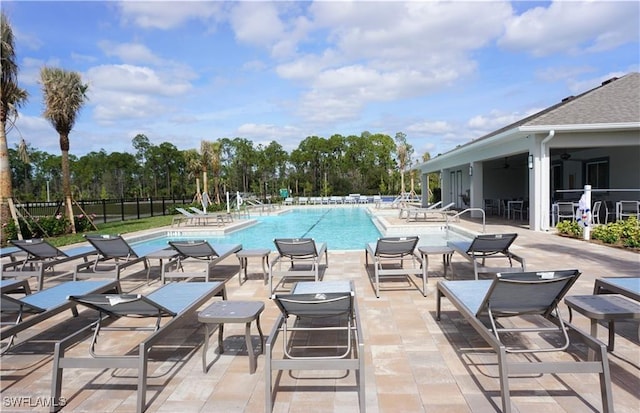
[46,216,174,247]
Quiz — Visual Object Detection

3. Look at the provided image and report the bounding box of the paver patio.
[1,209,638,412]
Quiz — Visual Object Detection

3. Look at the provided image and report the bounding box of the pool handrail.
[446,208,486,233]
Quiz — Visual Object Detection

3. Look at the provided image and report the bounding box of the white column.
[583,185,592,240]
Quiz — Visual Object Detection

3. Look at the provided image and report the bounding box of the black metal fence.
[14,197,194,224]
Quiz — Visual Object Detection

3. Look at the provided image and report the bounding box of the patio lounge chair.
[50,281,226,413]
[0,246,23,263]
[405,202,455,222]
[436,270,613,413]
[3,239,96,290]
[448,233,525,280]
[74,234,150,281]
[164,240,242,283]
[266,280,365,413]
[593,276,640,300]
[364,236,426,298]
[0,279,31,295]
[189,206,232,224]
[269,238,328,294]
[1,280,120,354]
[171,207,198,227]
[398,201,441,218]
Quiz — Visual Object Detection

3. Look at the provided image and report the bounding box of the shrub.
[556,219,582,237]
[75,213,97,233]
[591,216,639,248]
[591,223,619,244]
[4,215,72,240]
[2,220,18,241]
[38,215,70,237]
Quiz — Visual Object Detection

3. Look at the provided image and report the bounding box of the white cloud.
[297,89,361,124]
[308,1,511,64]
[13,26,44,51]
[85,64,194,122]
[228,2,311,58]
[18,57,45,86]
[467,108,541,133]
[276,54,327,81]
[229,2,285,48]
[235,123,302,150]
[406,120,454,136]
[71,52,98,64]
[271,1,511,123]
[118,1,223,30]
[499,1,640,56]
[87,64,191,96]
[242,60,267,72]
[98,41,162,65]
[8,114,58,152]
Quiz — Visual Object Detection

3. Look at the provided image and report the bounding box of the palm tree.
[183,148,202,201]
[200,140,212,209]
[0,12,29,244]
[395,132,408,195]
[40,67,88,233]
[210,140,222,204]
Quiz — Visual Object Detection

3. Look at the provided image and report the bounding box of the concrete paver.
[1,208,638,412]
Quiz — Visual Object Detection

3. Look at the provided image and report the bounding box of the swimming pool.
[133,207,471,251]
[137,208,382,251]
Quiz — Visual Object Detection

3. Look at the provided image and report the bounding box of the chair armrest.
[269,254,283,270]
[508,252,526,270]
[316,243,328,266]
[265,313,285,349]
[74,260,94,278]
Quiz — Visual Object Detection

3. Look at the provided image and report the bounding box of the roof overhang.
[418,122,640,173]
[520,122,640,133]
[418,126,527,172]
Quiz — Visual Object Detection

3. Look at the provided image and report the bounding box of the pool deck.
[1,206,639,412]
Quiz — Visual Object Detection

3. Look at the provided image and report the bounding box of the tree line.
[9,131,431,203]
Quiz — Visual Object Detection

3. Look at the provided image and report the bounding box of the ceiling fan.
[502,157,510,169]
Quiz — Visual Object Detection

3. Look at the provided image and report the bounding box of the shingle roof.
[466,72,640,145]
[526,72,640,126]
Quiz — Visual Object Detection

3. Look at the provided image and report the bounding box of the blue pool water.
[137,208,383,251]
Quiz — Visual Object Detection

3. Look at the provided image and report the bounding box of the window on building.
[585,158,609,189]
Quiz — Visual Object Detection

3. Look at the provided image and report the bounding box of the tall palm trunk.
[202,170,209,207]
[0,114,14,244]
[1,12,29,244]
[60,133,75,233]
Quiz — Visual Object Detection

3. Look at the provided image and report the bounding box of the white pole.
[583,184,592,241]
[46,180,50,202]
[226,191,230,213]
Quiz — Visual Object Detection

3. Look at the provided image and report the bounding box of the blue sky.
[4,0,639,162]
